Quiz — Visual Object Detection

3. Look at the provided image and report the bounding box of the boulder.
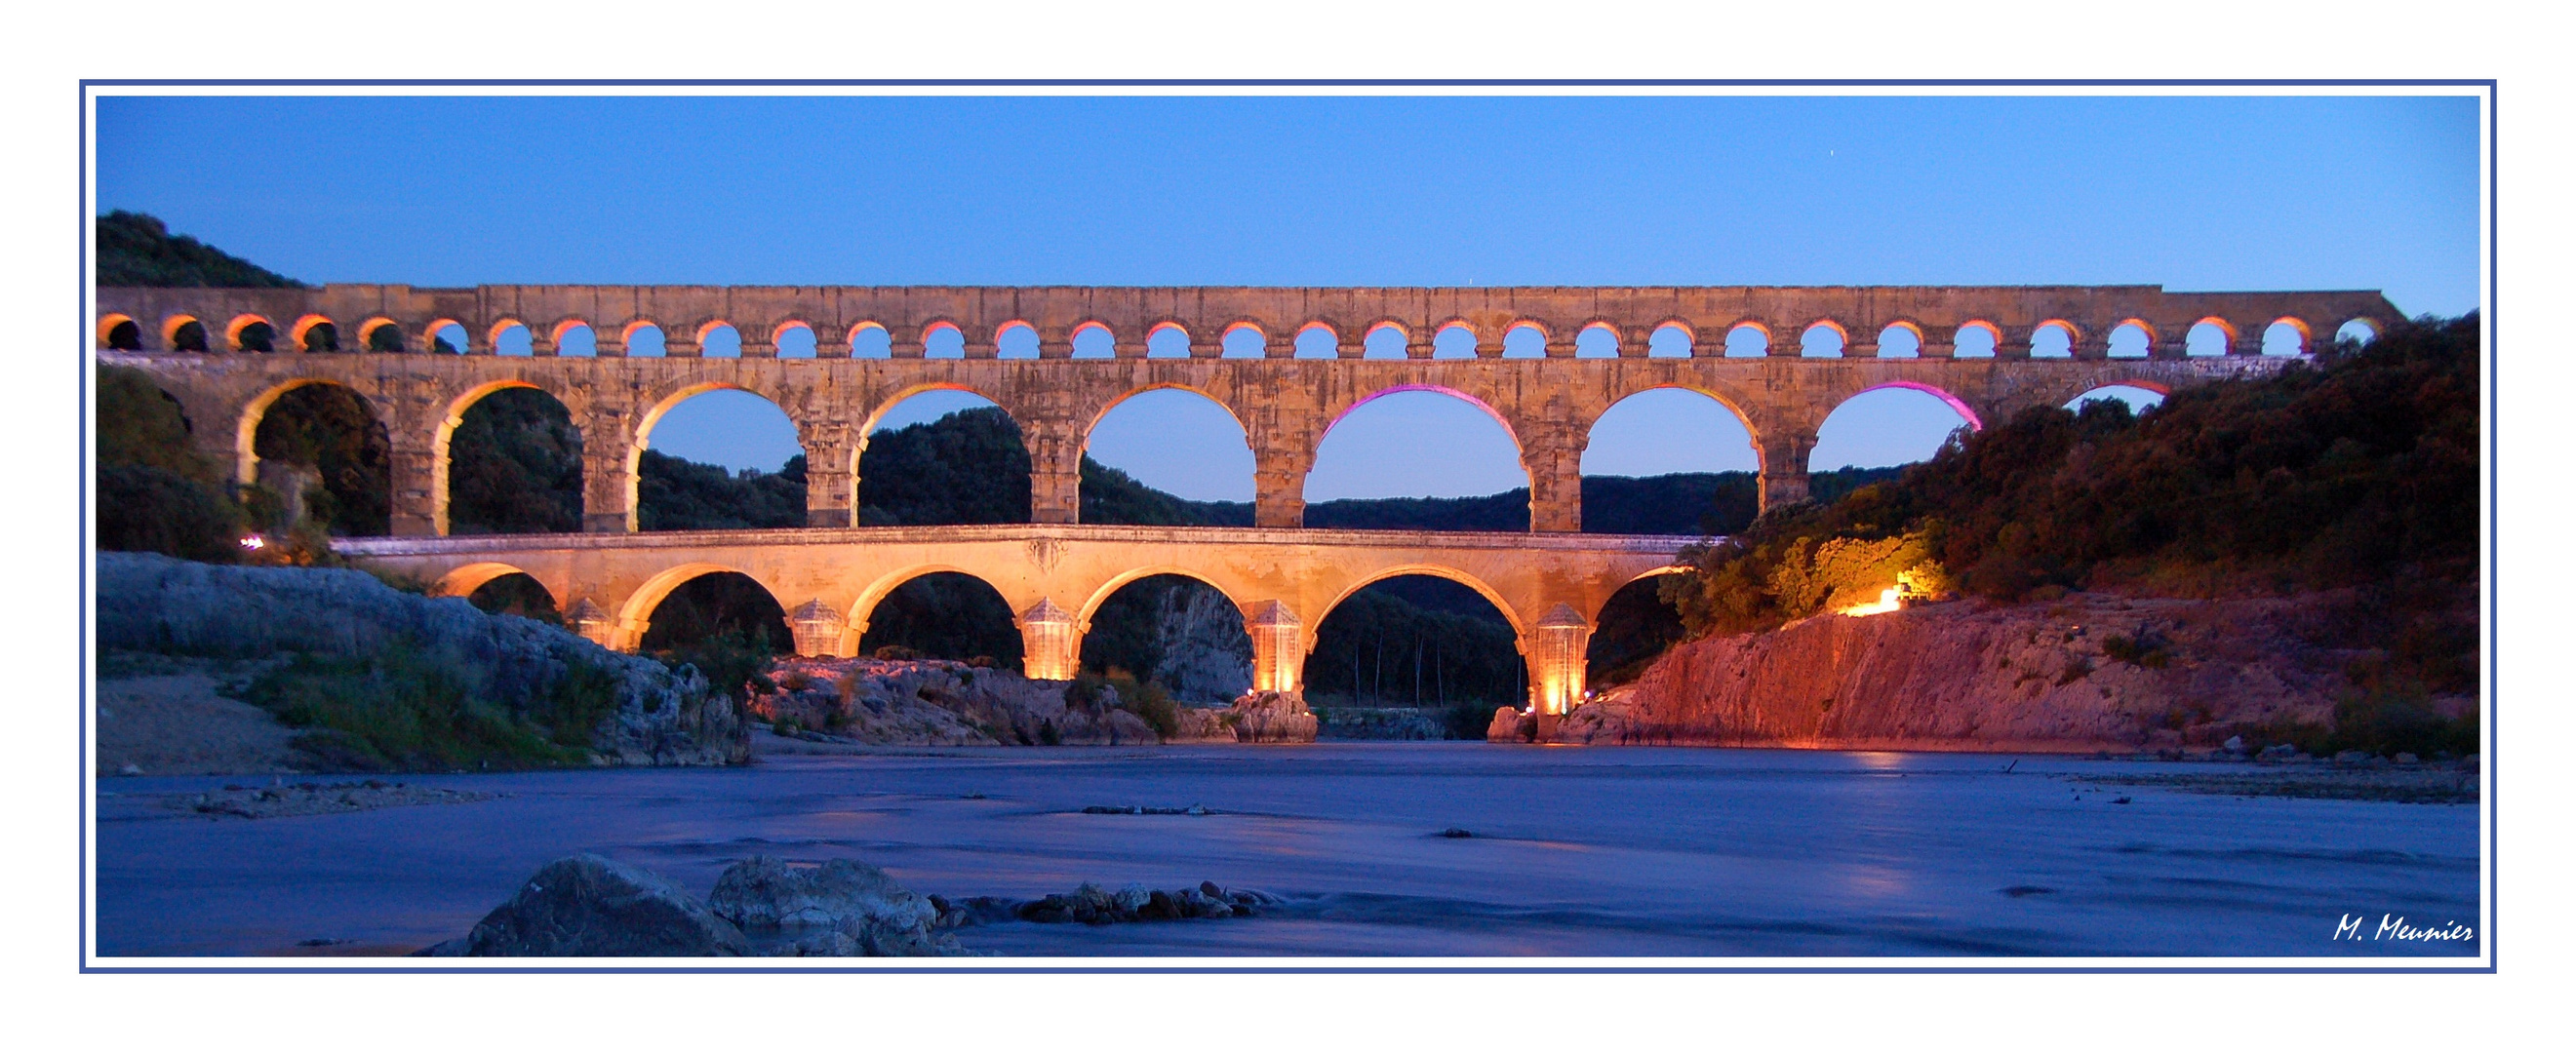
[1227,691,1318,743]
[423,854,752,956]
[707,856,958,956]
[1486,706,1535,743]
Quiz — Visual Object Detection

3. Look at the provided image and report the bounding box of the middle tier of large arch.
[167,351,2296,457]
[342,524,1691,655]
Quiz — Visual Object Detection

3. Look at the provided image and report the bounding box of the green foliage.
[1664,316,2480,638]
[240,641,619,771]
[96,212,303,289]
[637,448,807,530]
[252,383,390,536]
[854,408,1031,526]
[1443,700,1498,740]
[96,366,249,562]
[1082,459,1251,526]
[1585,579,1689,688]
[450,388,582,534]
[2101,632,2172,669]
[97,462,249,564]
[654,627,779,705]
[1661,526,1950,637]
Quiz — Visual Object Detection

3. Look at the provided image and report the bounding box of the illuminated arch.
[429,562,556,605]
[486,318,533,351]
[1585,383,1764,471]
[1082,381,1248,438]
[288,314,337,352]
[615,562,793,644]
[1324,383,1523,451]
[548,318,595,350]
[232,377,380,485]
[2267,316,2314,355]
[1876,320,1925,358]
[1075,566,1248,630]
[847,564,1020,640]
[1848,380,1987,432]
[161,314,203,350]
[1145,321,1196,358]
[1311,565,1527,644]
[97,313,138,349]
[223,314,276,352]
[355,317,403,352]
[431,378,578,535]
[1954,320,2003,357]
[860,381,1016,438]
[425,318,471,353]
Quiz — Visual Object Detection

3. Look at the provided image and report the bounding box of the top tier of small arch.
[95,285,2401,360]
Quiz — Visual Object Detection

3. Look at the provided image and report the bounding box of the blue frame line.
[74,77,2501,976]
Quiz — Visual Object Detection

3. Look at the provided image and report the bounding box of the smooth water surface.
[92,744,2482,958]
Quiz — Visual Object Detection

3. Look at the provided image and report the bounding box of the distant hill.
[96,211,303,289]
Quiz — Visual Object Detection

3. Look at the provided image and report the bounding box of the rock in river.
[419,854,752,956]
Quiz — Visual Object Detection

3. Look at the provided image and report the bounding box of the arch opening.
[774,323,816,359]
[1953,323,1999,358]
[362,320,405,354]
[639,569,792,657]
[996,321,1040,360]
[1365,323,1410,360]
[1306,389,1526,527]
[1431,324,1478,360]
[1146,324,1193,359]
[856,570,1023,668]
[1575,324,1620,359]
[2067,384,2167,415]
[1724,324,1769,358]
[851,323,893,359]
[2108,322,2153,360]
[1581,387,1761,535]
[232,318,276,354]
[1810,385,1979,474]
[2031,323,2076,359]
[466,572,563,625]
[250,382,390,536]
[492,322,533,357]
[1501,323,1547,360]
[447,385,583,535]
[2336,319,2380,346]
[1071,323,1117,360]
[1877,324,1922,359]
[1220,324,1267,360]
[858,391,1027,526]
[1293,324,1340,360]
[1083,388,1253,524]
[624,323,667,357]
[1303,573,1522,736]
[429,322,471,355]
[698,324,741,359]
[1079,573,1253,706]
[169,317,209,352]
[100,315,141,350]
[638,388,807,530]
[1647,324,1693,358]
[297,320,338,354]
[1800,324,1845,358]
[2188,321,2233,357]
[2264,320,2309,356]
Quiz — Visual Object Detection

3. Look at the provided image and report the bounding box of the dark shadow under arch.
[252,382,389,536]
[856,571,1024,666]
[1078,573,1252,705]
[448,386,583,535]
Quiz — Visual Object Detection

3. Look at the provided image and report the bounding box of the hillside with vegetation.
[1633,315,2480,757]
[97,211,304,289]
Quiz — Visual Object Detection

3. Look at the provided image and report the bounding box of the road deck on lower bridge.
[336,524,1699,713]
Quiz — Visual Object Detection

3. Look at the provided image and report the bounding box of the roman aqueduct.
[97,283,2398,716]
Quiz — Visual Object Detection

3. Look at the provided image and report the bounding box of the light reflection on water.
[94,744,2479,958]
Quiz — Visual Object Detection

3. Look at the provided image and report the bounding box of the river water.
[92,743,2482,959]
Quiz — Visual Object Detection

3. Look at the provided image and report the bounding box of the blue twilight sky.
[96,95,2478,498]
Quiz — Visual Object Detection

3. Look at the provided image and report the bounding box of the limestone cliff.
[1558,593,2387,753]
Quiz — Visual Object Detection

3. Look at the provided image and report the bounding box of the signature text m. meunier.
[2333,914,2476,942]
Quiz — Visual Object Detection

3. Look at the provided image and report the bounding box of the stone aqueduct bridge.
[99,284,2398,713]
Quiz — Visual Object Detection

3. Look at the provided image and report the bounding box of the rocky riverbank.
[1550,591,2474,755]
[97,553,748,770]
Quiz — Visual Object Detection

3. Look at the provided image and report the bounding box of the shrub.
[2101,632,2172,669]
[96,462,248,564]
[240,642,604,771]
[655,628,777,704]
[873,644,922,661]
